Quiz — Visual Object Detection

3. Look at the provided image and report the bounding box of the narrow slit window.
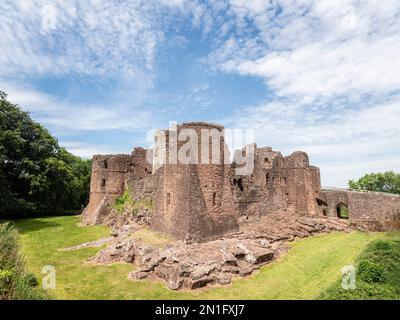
[266,173,269,186]
[167,193,170,205]
[101,179,106,187]
[212,192,217,206]
[103,160,108,169]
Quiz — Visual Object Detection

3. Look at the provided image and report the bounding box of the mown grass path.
[14,216,400,300]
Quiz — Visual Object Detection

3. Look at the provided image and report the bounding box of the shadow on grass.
[14,219,61,234]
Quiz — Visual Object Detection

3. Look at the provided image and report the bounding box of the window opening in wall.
[233,178,244,191]
[212,192,216,206]
[167,193,171,205]
[101,179,106,187]
[236,178,244,191]
[103,160,108,169]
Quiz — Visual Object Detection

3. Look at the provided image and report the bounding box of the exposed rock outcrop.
[89,212,353,290]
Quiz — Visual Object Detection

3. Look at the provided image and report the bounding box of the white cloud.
[206,0,400,102]
[195,0,400,186]
[1,81,152,132]
[224,97,400,187]
[0,0,174,82]
[2,0,400,186]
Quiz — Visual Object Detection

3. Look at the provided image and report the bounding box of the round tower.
[152,122,238,242]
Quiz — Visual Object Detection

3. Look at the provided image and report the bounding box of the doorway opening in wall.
[316,198,328,216]
[336,203,349,219]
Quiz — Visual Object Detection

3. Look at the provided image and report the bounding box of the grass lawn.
[14,215,400,300]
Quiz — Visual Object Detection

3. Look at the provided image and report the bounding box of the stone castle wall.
[283,151,320,217]
[231,146,287,221]
[82,154,132,225]
[319,189,400,228]
[230,148,320,221]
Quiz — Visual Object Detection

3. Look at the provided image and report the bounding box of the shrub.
[0,222,48,300]
[113,187,153,215]
[22,273,39,287]
[358,260,386,283]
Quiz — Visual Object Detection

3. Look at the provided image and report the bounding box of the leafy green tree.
[349,171,400,194]
[0,90,91,218]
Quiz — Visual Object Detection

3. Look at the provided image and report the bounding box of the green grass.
[14,215,400,300]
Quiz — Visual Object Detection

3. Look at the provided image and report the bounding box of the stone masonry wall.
[231,145,287,222]
[282,151,320,216]
[150,122,238,243]
[319,189,400,228]
[82,154,132,225]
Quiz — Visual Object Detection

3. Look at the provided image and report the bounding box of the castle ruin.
[82,121,400,240]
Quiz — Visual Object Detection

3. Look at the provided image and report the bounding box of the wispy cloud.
[224,96,400,187]
[1,81,151,132]
[192,0,400,186]
[206,0,400,102]
[1,1,399,186]
[0,0,182,83]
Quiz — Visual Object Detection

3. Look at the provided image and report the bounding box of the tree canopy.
[349,171,400,195]
[0,90,91,218]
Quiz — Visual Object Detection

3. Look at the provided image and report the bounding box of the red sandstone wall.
[150,122,238,242]
[82,154,133,225]
[319,189,400,228]
[283,151,320,216]
[231,146,288,221]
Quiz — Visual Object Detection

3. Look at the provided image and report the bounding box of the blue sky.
[1,0,400,187]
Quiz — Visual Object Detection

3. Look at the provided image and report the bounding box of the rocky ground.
[88,212,361,290]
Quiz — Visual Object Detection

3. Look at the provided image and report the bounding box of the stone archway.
[336,202,349,219]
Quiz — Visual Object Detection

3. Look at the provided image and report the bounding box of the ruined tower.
[151,122,238,242]
[82,154,132,225]
[283,151,320,216]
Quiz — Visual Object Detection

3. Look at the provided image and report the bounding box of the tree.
[0,90,91,218]
[349,171,400,195]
